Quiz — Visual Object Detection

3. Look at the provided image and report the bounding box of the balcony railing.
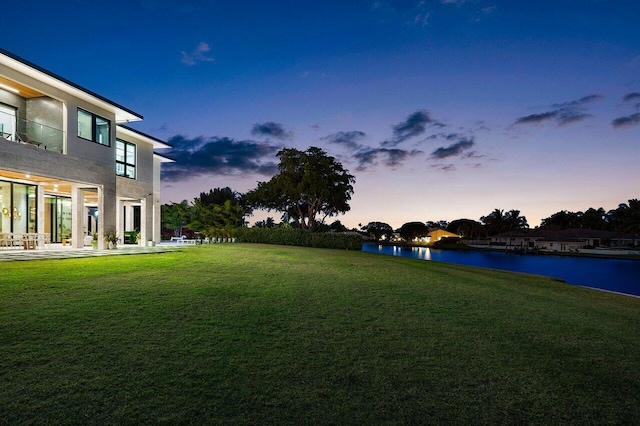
[0,111,65,154]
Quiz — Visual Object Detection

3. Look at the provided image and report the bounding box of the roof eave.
[0,48,143,123]
[117,125,172,149]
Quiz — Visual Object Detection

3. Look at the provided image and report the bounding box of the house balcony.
[0,110,65,154]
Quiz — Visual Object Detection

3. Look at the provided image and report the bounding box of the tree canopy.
[480,209,529,235]
[399,222,429,241]
[161,200,191,237]
[161,187,249,238]
[540,199,640,233]
[361,222,394,241]
[246,147,355,230]
[447,219,484,238]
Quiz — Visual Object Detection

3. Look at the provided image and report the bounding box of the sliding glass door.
[44,195,71,242]
[0,180,37,233]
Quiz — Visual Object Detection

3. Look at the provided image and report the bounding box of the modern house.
[0,48,172,249]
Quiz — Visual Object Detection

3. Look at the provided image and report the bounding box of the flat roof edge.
[118,125,172,148]
[0,48,143,121]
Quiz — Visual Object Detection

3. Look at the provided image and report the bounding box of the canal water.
[362,243,640,297]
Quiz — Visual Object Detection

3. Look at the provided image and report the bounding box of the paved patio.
[0,243,188,262]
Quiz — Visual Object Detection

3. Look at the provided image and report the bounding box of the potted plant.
[91,232,99,249]
[104,231,120,249]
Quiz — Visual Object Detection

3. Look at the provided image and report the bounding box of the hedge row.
[235,228,363,250]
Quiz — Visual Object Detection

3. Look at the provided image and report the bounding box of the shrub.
[432,237,467,249]
[236,228,363,250]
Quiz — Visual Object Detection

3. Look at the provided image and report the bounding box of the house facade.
[0,49,172,249]
[486,229,638,252]
[414,228,461,243]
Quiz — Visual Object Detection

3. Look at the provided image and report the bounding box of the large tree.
[246,147,355,230]
[196,187,252,219]
[608,199,640,233]
[480,209,528,235]
[161,200,191,237]
[361,222,394,241]
[504,209,529,231]
[189,199,245,235]
[399,221,429,241]
[447,219,484,238]
[539,210,583,230]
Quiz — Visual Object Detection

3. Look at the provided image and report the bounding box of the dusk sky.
[4,0,640,229]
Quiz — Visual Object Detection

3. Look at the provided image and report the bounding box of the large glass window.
[116,139,136,179]
[0,182,9,232]
[96,116,109,145]
[77,108,110,146]
[0,103,16,141]
[77,109,92,140]
[0,180,37,233]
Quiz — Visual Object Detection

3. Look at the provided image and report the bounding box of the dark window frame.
[115,139,136,179]
[77,108,111,146]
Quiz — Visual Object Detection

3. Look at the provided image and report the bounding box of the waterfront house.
[414,228,461,243]
[487,229,638,252]
[0,49,172,249]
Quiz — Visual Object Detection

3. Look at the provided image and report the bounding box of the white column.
[116,197,124,243]
[37,183,45,233]
[71,185,84,248]
[140,198,147,245]
[97,185,105,249]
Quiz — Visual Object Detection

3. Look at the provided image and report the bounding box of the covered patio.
[0,169,104,248]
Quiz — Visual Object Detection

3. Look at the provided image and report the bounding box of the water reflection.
[363,243,640,297]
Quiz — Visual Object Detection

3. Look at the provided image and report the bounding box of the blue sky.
[4,0,640,228]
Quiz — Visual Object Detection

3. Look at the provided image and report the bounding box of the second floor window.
[78,108,110,146]
[116,139,136,179]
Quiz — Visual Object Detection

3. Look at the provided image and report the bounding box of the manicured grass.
[1,244,639,424]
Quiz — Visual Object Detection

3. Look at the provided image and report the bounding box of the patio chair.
[15,132,42,147]
[0,233,10,249]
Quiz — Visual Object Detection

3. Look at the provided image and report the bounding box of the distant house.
[487,229,638,252]
[415,228,461,243]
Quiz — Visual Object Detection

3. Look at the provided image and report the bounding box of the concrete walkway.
[0,244,187,262]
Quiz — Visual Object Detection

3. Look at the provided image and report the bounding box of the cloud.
[354,148,423,171]
[250,122,293,140]
[481,5,497,14]
[413,12,431,26]
[514,111,559,125]
[556,110,593,126]
[461,150,485,160]
[382,110,444,147]
[181,42,215,66]
[431,163,456,172]
[622,92,640,102]
[426,132,470,141]
[551,94,603,108]
[513,94,603,127]
[161,135,279,181]
[322,131,366,151]
[430,138,475,159]
[611,113,640,129]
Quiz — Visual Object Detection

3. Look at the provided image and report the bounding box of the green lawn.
[1,244,639,424]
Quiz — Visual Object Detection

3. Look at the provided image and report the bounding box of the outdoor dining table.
[0,233,50,250]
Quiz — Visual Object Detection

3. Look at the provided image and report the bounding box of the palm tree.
[480,209,507,235]
[504,210,529,231]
